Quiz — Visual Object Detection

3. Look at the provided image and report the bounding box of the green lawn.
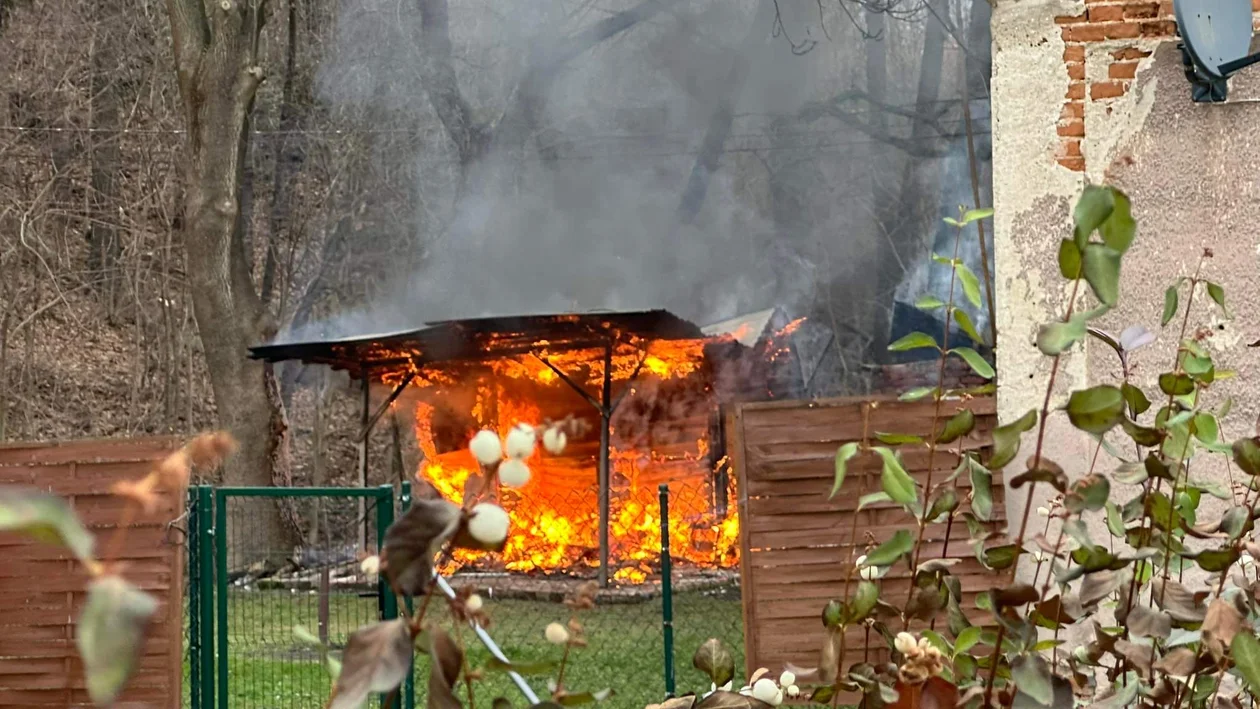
[188,585,745,708]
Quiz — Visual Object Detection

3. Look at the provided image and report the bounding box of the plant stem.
[903,218,966,625]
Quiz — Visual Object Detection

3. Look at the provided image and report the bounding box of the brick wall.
[1052,0,1260,172]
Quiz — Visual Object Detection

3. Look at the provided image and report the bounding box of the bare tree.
[165,0,293,546]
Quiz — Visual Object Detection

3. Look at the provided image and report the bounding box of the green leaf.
[1162,283,1179,327]
[830,442,859,500]
[864,529,915,567]
[0,487,96,562]
[1196,547,1239,572]
[1207,282,1228,317]
[954,308,985,345]
[1036,315,1087,356]
[1232,632,1260,695]
[692,639,736,688]
[954,626,983,654]
[968,458,994,522]
[927,487,960,523]
[1120,383,1151,417]
[1065,474,1110,513]
[961,207,994,225]
[984,544,1022,571]
[1119,418,1162,447]
[1159,372,1195,396]
[952,347,994,380]
[937,409,977,444]
[1099,187,1135,254]
[1193,413,1219,445]
[888,331,940,352]
[958,264,983,309]
[77,576,159,705]
[1220,507,1251,540]
[1106,502,1125,537]
[875,448,917,506]
[1065,385,1125,434]
[1082,244,1122,307]
[1058,239,1082,279]
[874,432,923,445]
[1010,655,1054,706]
[989,409,1038,470]
[294,626,342,680]
[1234,438,1260,476]
[915,294,946,311]
[858,492,893,510]
[848,581,879,623]
[1073,184,1116,248]
[899,386,938,402]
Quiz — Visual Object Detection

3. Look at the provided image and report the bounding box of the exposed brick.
[1064,44,1086,62]
[1091,81,1129,99]
[1104,22,1142,39]
[1067,61,1086,80]
[1066,81,1086,100]
[1060,101,1085,120]
[1058,156,1086,172]
[1123,2,1160,18]
[1088,5,1125,21]
[1063,24,1108,42]
[1109,61,1139,79]
[1159,0,1174,16]
[1057,120,1085,137]
[1111,47,1153,60]
[1139,20,1177,36]
[1254,0,1260,11]
[1060,139,1082,157]
[1055,12,1087,23]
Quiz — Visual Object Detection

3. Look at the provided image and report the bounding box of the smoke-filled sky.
[282,0,989,347]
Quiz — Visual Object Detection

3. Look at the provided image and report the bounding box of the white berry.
[505,424,537,459]
[751,678,780,704]
[360,555,380,575]
[465,593,484,612]
[470,430,503,465]
[467,503,510,546]
[545,622,570,645]
[543,427,567,455]
[779,671,795,687]
[498,458,531,488]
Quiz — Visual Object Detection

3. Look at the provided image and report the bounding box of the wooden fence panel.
[0,437,184,708]
[730,396,1005,679]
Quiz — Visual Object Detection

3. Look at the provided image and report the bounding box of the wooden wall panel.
[0,437,183,708]
[730,396,1006,678]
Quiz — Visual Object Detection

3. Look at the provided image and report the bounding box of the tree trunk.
[262,0,305,303]
[87,13,123,324]
[868,0,948,360]
[166,0,294,554]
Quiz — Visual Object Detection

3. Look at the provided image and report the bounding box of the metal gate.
[187,484,406,709]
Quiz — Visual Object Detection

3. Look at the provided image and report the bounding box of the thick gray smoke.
[289,0,858,342]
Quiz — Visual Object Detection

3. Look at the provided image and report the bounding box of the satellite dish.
[1177,0,1260,102]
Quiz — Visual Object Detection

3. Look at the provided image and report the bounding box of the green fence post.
[377,485,397,620]
[398,481,416,709]
[660,484,675,698]
[198,485,216,709]
[214,490,228,709]
[188,488,200,709]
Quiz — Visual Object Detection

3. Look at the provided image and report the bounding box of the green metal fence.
[185,483,745,708]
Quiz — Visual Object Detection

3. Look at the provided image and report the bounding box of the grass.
[187,584,744,708]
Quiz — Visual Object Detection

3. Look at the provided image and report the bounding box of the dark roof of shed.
[248,309,709,380]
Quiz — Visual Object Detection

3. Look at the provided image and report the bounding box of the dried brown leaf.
[329,619,412,709]
[1203,598,1244,662]
[382,498,462,595]
[1152,647,1197,677]
[427,625,464,709]
[1128,604,1172,640]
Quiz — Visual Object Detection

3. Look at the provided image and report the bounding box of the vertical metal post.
[399,481,416,709]
[188,488,200,709]
[197,485,216,709]
[660,484,675,697]
[598,342,613,587]
[375,485,398,708]
[214,491,229,709]
[358,370,371,552]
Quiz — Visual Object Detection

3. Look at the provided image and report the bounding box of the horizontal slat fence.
[729,396,1005,679]
[0,438,184,707]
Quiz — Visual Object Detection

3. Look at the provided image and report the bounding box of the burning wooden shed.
[250,309,802,586]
